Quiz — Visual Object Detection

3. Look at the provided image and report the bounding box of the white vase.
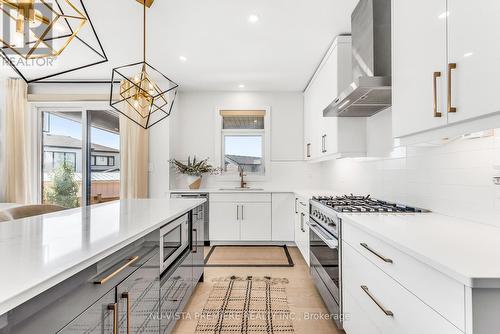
[186,175,202,189]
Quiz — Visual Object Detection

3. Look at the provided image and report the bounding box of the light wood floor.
[172,246,343,334]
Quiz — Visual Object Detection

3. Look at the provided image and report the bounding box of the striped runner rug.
[195,277,294,334]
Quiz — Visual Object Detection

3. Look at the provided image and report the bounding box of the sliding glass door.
[87,110,121,205]
[42,110,84,208]
[41,107,121,208]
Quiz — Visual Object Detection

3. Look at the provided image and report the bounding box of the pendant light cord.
[143,0,146,63]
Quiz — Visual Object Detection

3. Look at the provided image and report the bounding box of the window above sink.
[215,107,271,181]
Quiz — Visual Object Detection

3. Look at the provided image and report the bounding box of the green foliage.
[170,156,222,177]
[45,162,80,208]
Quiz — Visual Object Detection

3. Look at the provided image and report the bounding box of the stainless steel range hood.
[324,0,392,117]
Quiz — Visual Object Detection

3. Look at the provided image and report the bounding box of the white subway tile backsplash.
[320,135,500,227]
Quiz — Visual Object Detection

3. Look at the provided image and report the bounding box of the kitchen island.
[0,198,205,334]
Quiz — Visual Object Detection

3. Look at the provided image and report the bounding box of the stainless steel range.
[308,195,428,329]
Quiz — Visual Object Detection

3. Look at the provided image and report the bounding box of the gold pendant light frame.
[109,0,178,129]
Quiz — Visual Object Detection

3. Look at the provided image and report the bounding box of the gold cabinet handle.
[447,63,457,113]
[360,243,393,263]
[107,303,118,334]
[361,286,394,316]
[433,71,442,117]
[121,293,130,334]
[94,256,139,285]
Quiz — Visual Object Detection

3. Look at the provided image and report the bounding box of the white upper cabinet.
[304,36,366,161]
[447,0,500,124]
[393,0,500,140]
[392,0,448,137]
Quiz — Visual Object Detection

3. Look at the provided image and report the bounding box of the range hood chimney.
[324,0,391,117]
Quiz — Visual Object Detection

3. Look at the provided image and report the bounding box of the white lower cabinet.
[342,242,462,334]
[240,202,272,241]
[343,289,382,334]
[271,193,295,242]
[209,193,271,241]
[294,196,310,266]
[343,221,465,330]
[209,202,240,241]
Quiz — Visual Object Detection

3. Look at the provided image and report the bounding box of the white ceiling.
[3,0,358,91]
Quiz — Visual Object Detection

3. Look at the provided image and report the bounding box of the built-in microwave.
[159,214,190,273]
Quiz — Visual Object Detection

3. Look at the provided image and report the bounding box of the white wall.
[167,91,322,190]
[320,109,500,227]
[0,76,6,202]
[148,111,171,198]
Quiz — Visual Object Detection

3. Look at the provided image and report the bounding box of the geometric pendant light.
[109,0,178,129]
[0,0,107,83]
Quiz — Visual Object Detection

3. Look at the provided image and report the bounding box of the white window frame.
[214,106,271,181]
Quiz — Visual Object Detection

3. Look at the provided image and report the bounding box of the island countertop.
[0,198,205,317]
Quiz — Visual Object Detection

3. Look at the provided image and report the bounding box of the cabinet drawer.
[342,242,462,334]
[343,289,382,334]
[211,193,271,203]
[342,220,465,331]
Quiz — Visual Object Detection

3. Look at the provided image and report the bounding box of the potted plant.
[170,156,222,189]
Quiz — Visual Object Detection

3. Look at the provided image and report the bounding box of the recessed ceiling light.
[238,84,245,88]
[248,14,260,23]
[438,11,449,19]
[179,56,187,62]
[463,52,474,58]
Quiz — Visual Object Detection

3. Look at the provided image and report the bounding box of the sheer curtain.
[119,113,149,199]
[2,78,38,204]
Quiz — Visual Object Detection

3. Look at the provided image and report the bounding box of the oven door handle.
[307,221,338,249]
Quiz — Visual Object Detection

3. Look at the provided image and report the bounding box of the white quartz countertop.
[340,212,500,288]
[0,198,205,316]
[170,188,295,193]
[293,189,339,199]
[170,188,338,197]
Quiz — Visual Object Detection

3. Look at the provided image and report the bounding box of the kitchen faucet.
[238,166,247,189]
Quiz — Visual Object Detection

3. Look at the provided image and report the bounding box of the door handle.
[121,293,130,334]
[360,243,393,263]
[236,205,239,220]
[361,286,394,316]
[295,198,298,214]
[322,135,327,153]
[306,143,311,158]
[241,205,244,220]
[107,303,118,334]
[447,63,457,113]
[300,212,305,232]
[433,71,442,117]
[192,228,198,253]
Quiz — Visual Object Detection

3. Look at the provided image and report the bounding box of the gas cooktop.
[311,195,429,213]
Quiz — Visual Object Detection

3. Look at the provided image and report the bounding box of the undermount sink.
[218,187,265,191]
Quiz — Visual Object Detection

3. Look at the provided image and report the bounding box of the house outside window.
[44,151,77,172]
